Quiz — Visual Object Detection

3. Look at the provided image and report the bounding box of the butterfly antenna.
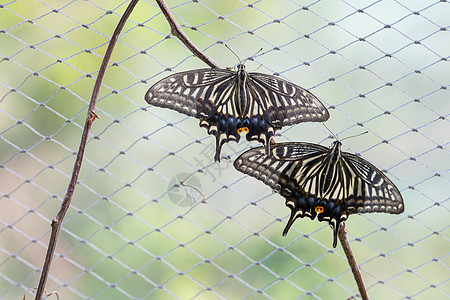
[225,44,242,64]
[255,63,263,71]
[323,123,338,141]
[226,44,263,66]
[341,131,369,142]
[242,48,263,65]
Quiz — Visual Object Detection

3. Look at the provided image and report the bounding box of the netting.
[1,0,449,299]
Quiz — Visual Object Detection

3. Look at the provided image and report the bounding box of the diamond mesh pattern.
[1,0,448,299]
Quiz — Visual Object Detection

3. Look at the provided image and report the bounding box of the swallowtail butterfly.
[145,65,329,161]
[233,141,404,247]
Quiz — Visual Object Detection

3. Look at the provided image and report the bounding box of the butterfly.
[145,64,329,161]
[233,141,404,247]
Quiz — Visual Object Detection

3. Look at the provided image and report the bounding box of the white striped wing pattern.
[145,65,329,161]
[233,141,404,247]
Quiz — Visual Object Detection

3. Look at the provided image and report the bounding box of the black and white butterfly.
[145,65,329,161]
[233,141,404,247]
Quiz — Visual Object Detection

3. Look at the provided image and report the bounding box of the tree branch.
[338,222,369,300]
[34,0,220,298]
[34,1,140,299]
[155,0,219,68]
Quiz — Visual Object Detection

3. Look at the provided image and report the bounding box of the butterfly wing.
[234,142,404,248]
[239,73,329,154]
[234,142,348,247]
[146,68,330,161]
[145,68,236,118]
[146,68,243,161]
[342,152,404,215]
[247,73,330,125]
[233,145,287,191]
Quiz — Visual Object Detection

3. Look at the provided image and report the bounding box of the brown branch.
[34,1,140,299]
[35,0,218,298]
[155,0,219,68]
[338,222,369,300]
[180,180,206,203]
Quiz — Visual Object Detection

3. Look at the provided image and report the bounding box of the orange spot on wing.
[315,206,324,214]
[237,127,249,134]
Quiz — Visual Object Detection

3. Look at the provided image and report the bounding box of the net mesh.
[1,0,449,299]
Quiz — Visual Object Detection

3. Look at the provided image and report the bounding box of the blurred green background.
[0,0,449,299]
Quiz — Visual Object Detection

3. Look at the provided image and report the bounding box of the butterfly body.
[234,141,404,247]
[235,64,249,115]
[146,65,329,161]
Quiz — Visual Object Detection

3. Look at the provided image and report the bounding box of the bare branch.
[180,180,207,203]
[338,222,369,300]
[34,1,220,298]
[155,0,219,68]
[34,1,140,299]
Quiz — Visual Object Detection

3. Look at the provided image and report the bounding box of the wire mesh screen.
[1,0,449,299]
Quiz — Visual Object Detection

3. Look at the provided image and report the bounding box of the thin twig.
[338,222,369,300]
[155,0,219,68]
[24,288,59,300]
[180,180,207,203]
[34,1,140,299]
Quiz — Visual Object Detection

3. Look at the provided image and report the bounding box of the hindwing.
[145,66,329,161]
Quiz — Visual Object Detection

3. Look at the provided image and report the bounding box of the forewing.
[233,145,287,191]
[145,68,235,118]
[146,68,243,161]
[343,152,404,214]
[271,142,329,161]
[247,73,330,127]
